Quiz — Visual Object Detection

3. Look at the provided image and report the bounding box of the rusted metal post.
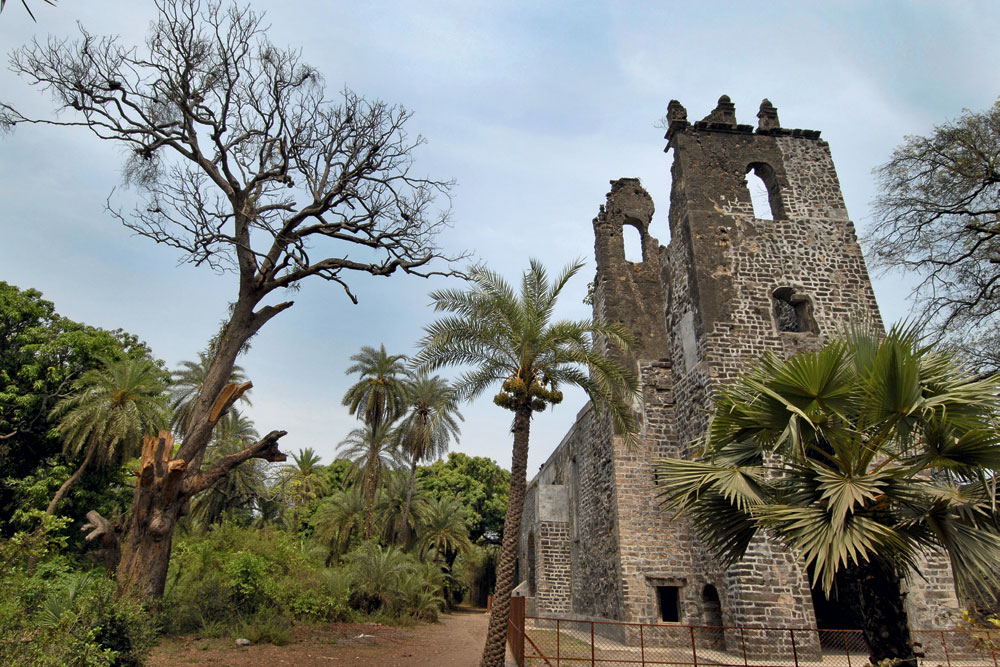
[941,630,951,667]
[556,619,560,667]
[989,629,998,667]
[590,621,597,667]
[740,628,748,666]
[790,629,799,667]
[640,624,645,667]
[843,630,852,667]
[690,626,698,667]
[507,596,526,667]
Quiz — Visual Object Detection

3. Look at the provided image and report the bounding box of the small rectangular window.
[657,585,680,622]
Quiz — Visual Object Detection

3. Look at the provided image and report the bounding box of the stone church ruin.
[516,96,961,655]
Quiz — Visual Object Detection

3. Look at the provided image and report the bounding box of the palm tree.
[278,447,330,529]
[342,344,409,432]
[188,409,263,527]
[169,349,249,437]
[416,259,639,667]
[395,372,462,543]
[47,356,168,515]
[655,327,1000,666]
[311,484,367,563]
[417,495,473,568]
[377,469,430,546]
[337,422,405,538]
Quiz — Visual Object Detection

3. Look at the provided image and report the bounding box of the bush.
[346,542,446,621]
[161,522,351,640]
[0,514,154,666]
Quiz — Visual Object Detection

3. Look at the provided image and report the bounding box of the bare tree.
[866,99,1000,370]
[1,0,459,600]
[0,0,55,22]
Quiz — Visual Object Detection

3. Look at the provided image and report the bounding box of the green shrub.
[0,517,154,666]
[161,522,354,640]
[345,542,446,620]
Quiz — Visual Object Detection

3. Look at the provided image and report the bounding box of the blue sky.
[1,1,999,474]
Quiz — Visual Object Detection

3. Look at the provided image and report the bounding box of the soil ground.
[149,605,500,666]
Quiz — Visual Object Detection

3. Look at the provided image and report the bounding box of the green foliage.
[187,409,265,529]
[0,515,154,666]
[415,258,640,444]
[161,524,450,638]
[658,327,1000,599]
[417,495,472,566]
[418,452,509,544]
[161,523,351,639]
[52,356,169,465]
[345,542,446,621]
[337,422,405,538]
[376,470,429,545]
[0,281,159,534]
[311,484,367,561]
[342,344,410,431]
[396,372,462,468]
[169,350,250,437]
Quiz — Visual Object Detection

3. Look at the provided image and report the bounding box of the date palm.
[278,447,330,529]
[395,372,462,544]
[655,327,1000,666]
[47,356,168,515]
[416,258,639,667]
[377,470,429,545]
[337,422,405,538]
[311,483,367,563]
[342,344,409,432]
[417,495,473,568]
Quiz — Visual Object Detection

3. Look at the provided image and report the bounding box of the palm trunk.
[46,438,99,515]
[858,559,917,667]
[399,457,419,545]
[363,459,377,539]
[480,405,531,667]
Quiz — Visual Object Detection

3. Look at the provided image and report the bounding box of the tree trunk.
[858,559,917,667]
[117,431,188,601]
[480,405,531,667]
[117,497,179,601]
[116,424,287,602]
[46,438,98,515]
[363,458,377,539]
[113,296,288,602]
[399,457,418,545]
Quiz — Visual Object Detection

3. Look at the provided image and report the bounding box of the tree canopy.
[867,99,1000,369]
[0,282,158,532]
[418,452,509,544]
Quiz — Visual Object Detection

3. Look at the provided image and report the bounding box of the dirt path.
[150,606,496,666]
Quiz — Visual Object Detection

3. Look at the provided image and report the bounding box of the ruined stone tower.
[517,96,960,652]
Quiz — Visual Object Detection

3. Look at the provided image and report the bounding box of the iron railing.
[506,601,1000,667]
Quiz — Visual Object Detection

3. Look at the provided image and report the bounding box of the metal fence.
[506,599,1000,667]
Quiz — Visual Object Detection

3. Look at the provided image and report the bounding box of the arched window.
[623,222,644,263]
[702,585,725,649]
[745,162,785,220]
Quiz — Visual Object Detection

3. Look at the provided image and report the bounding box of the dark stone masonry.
[516,96,961,656]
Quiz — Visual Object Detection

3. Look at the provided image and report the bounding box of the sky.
[1,1,999,476]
